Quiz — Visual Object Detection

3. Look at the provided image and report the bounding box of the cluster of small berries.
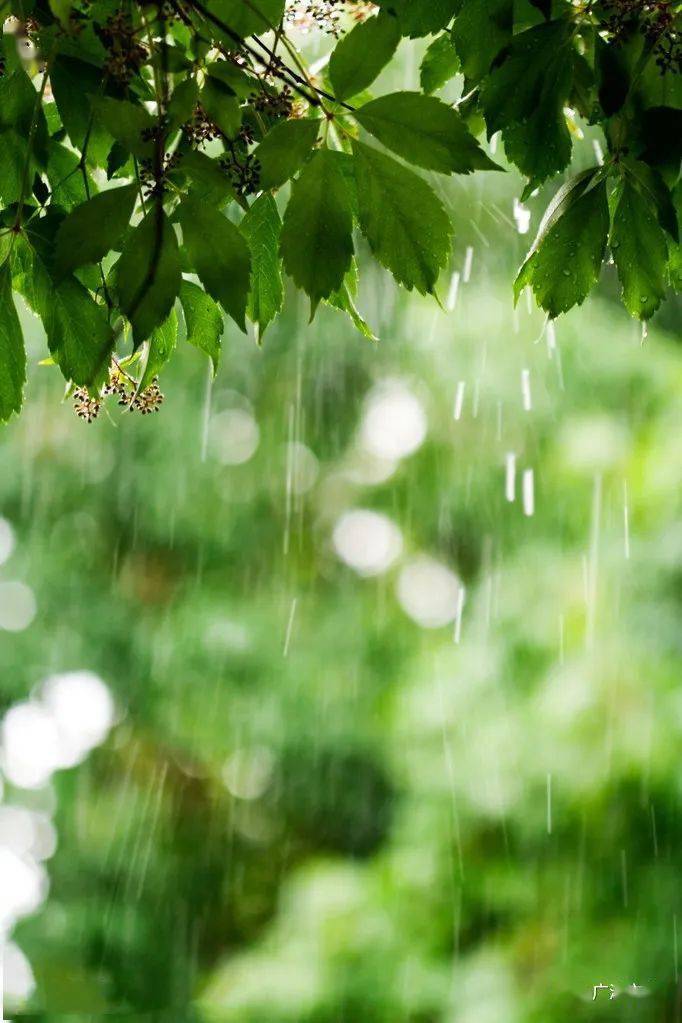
[73,367,164,423]
[285,0,375,35]
[100,11,148,84]
[601,0,680,73]
[219,141,261,196]
[286,0,344,35]
[138,151,181,198]
[251,83,295,119]
[182,104,222,145]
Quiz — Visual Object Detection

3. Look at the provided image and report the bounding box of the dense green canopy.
[0,0,680,424]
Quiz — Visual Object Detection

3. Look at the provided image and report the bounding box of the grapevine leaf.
[355,92,500,174]
[180,280,224,375]
[241,193,283,342]
[50,58,112,166]
[201,77,241,139]
[0,262,26,422]
[610,177,668,321]
[55,184,138,275]
[46,143,97,210]
[204,0,285,38]
[328,262,377,342]
[352,139,452,295]
[481,19,574,186]
[92,96,155,159]
[451,0,512,84]
[280,149,354,311]
[138,308,178,392]
[14,237,114,385]
[420,33,460,95]
[168,78,199,132]
[254,118,320,191]
[173,149,237,208]
[329,13,401,102]
[178,197,251,331]
[515,169,608,317]
[0,132,29,204]
[376,0,459,38]
[116,210,182,345]
[669,181,682,292]
[622,158,678,242]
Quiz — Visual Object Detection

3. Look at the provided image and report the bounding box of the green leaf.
[92,96,155,159]
[49,57,111,165]
[173,149,236,208]
[180,280,224,375]
[280,149,354,310]
[178,197,251,331]
[168,77,199,132]
[205,60,259,99]
[610,176,668,320]
[452,0,512,83]
[0,70,41,133]
[622,158,678,243]
[204,0,285,38]
[0,71,48,166]
[200,77,241,139]
[15,236,114,386]
[515,170,609,317]
[0,131,29,204]
[138,308,177,391]
[376,0,459,38]
[241,193,283,342]
[116,210,182,344]
[0,263,26,422]
[254,118,320,191]
[46,143,97,210]
[503,57,574,191]
[481,19,574,186]
[355,91,499,174]
[420,33,460,95]
[329,13,401,102]
[669,181,682,292]
[328,262,377,343]
[352,139,452,295]
[55,184,138,275]
[49,0,72,29]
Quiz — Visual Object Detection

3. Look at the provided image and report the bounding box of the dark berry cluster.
[219,143,261,196]
[251,84,294,120]
[601,0,681,73]
[182,104,222,145]
[138,151,181,198]
[100,11,148,84]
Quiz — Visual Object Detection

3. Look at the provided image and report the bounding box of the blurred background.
[1,18,682,1023]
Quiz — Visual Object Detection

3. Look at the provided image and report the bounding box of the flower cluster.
[73,365,165,423]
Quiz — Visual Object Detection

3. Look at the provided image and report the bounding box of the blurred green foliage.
[1,74,682,1023]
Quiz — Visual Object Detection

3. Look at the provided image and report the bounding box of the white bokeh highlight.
[0,582,36,632]
[210,408,260,465]
[0,518,15,566]
[333,510,403,578]
[359,380,427,462]
[396,556,462,629]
